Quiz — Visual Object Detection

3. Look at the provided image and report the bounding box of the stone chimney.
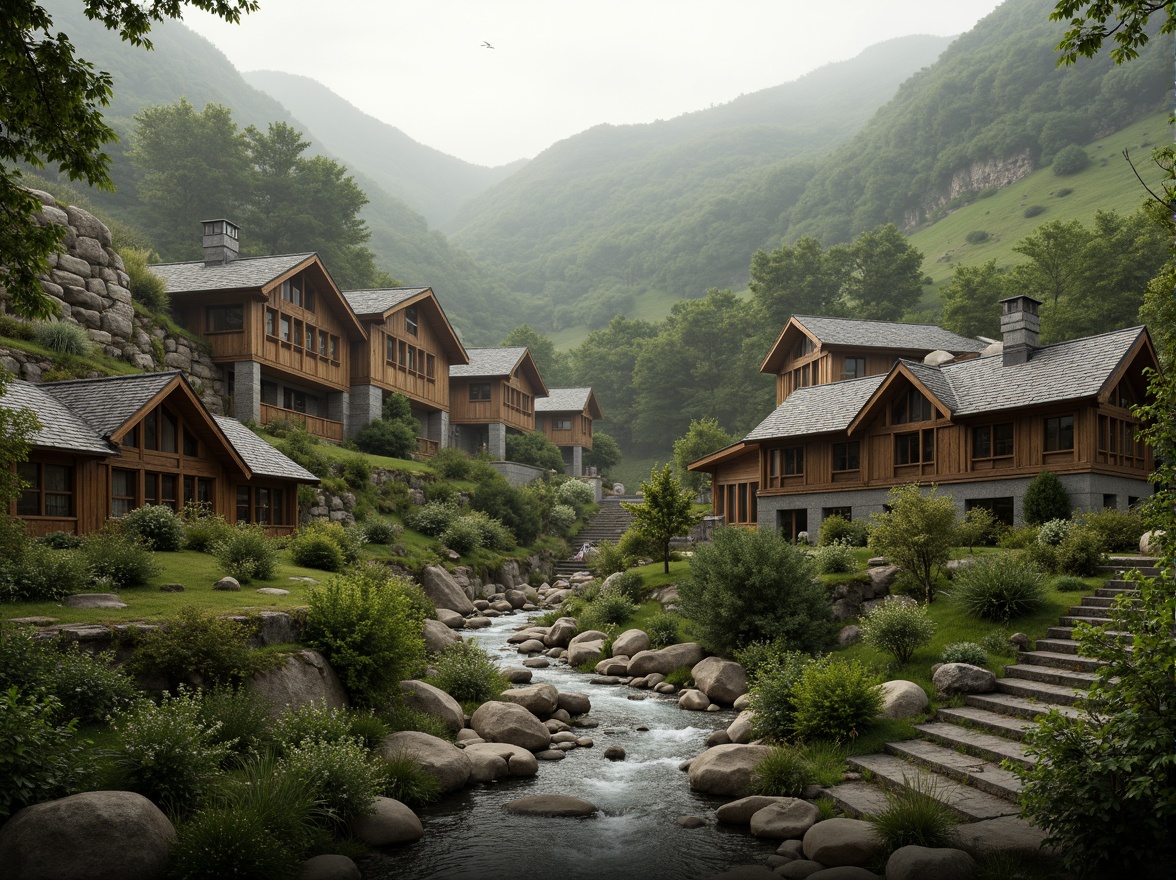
[999,294,1041,366]
[201,218,239,266]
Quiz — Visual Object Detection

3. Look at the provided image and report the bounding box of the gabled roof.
[535,387,603,420]
[761,315,986,373]
[342,287,469,363]
[450,347,549,397]
[743,374,887,441]
[151,253,314,293]
[687,440,760,472]
[0,381,112,455]
[213,416,320,483]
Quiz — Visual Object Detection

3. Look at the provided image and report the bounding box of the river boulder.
[399,679,464,734]
[471,700,552,752]
[715,796,793,825]
[628,642,705,677]
[726,710,756,744]
[349,797,424,846]
[463,742,539,778]
[419,565,476,615]
[678,688,711,711]
[302,854,361,880]
[567,630,608,666]
[687,743,774,797]
[557,691,591,715]
[500,683,559,717]
[803,818,884,867]
[886,845,978,880]
[611,628,649,657]
[750,799,822,839]
[932,663,996,697]
[423,618,462,654]
[247,649,348,715]
[0,790,175,880]
[543,617,578,647]
[691,657,748,706]
[379,731,472,793]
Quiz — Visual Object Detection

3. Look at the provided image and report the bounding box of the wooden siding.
[350,304,451,410]
[450,372,542,433]
[260,403,344,442]
[713,449,760,527]
[776,346,938,404]
[538,412,594,449]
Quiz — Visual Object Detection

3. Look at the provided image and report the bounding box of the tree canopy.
[622,465,703,574]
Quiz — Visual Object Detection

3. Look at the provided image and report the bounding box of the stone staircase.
[551,497,638,578]
[821,556,1155,850]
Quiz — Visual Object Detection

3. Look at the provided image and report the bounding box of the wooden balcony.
[260,403,344,442]
[417,437,439,458]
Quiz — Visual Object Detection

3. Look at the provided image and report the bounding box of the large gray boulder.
[543,617,578,648]
[462,742,539,779]
[400,679,465,734]
[247,650,348,715]
[567,630,608,667]
[611,628,649,658]
[500,683,559,717]
[803,818,884,867]
[715,795,792,825]
[678,688,712,711]
[687,743,774,797]
[726,710,756,744]
[750,799,822,840]
[692,657,748,706]
[419,565,476,615]
[423,618,462,654]
[557,691,591,715]
[628,642,705,677]
[471,700,552,752]
[932,663,996,697]
[302,854,361,880]
[379,730,472,793]
[877,680,929,719]
[886,845,978,880]
[349,797,424,846]
[0,790,175,880]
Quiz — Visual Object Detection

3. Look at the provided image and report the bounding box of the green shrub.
[277,736,383,828]
[607,569,645,603]
[617,526,660,562]
[213,524,277,584]
[1055,526,1106,576]
[432,447,472,479]
[0,314,37,340]
[1037,518,1071,546]
[125,606,259,689]
[867,775,960,852]
[303,568,427,705]
[548,503,577,536]
[505,431,564,471]
[380,750,443,807]
[1023,205,1046,218]
[736,639,800,684]
[859,597,936,664]
[408,500,458,537]
[749,650,813,741]
[381,702,454,741]
[121,504,184,551]
[1053,575,1088,593]
[940,641,988,666]
[588,540,630,577]
[645,611,681,649]
[169,799,306,880]
[37,530,82,549]
[1022,540,1059,574]
[467,510,515,551]
[273,427,331,478]
[749,745,815,796]
[1052,144,1090,176]
[0,542,89,602]
[440,515,484,555]
[289,533,344,572]
[579,591,636,631]
[997,525,1038,549]
[81,529,160,589]
[869,484,957,604]
[470,479,542,546]
[557,479,595,513]
[341,455,371,490]
[979,630,1016,658]
[680,527,835,657]
[1055,186,1074,197]
[271,701,355,752]
[121,247,170,312]
[0,688,94,820]
[949,554,1047,622]
[111,690,233,814]
[957,507,1003,550]
[353,417,418,459]
[182,513,233,552]
[1024,471,1071,525]
[817,515,870,547]
[197,686,272,757]
[965,230,989,244]
[812,540,856,574]
[1075,507,1145,553]
[34,321,91,355]
[345,708,391,750]
[790,657,882,743]
[429,639,509,703]
[361,518,401,545]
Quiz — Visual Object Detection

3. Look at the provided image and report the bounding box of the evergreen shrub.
[277,736,383,829]
[440,515,484,555]
[957,506,1003,549]
[1023,205,1047,217]
[817,514,870,547]
[1037,518,1071,546]
[548,502,577,536]
[588,540,629,577]
[557,478,595,513]
[125,606,259,689]
[1075,507,1145,552]
[289,533,345,572]
[1052,145,1090,176]
[197,686,272,758]
[182,512,232,552]
[965,230,989,243]
[645,611,681,649]
[408,500,458,537]
[81,529,160,588]
[361,518,401,545]
[121,503,184,550]
[859,597,935,663]
[949,554,1046,621]
[812,539,856,574]
[271,702,355,752]
[940,641,988,666]
[0,542,88,601]
[748,650,813,741]
[212,524,277,583]
[1024,471,1071,524]
[1055,526,1106,576]
[432,447,472,480]
[790,657,882,743]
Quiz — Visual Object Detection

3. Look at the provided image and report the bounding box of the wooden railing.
[260,403,344,442]
[417,437,439,458]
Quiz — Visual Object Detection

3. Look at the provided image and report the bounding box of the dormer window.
[892,389,932,425]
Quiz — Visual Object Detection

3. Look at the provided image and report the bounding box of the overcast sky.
[184,0,1005,168]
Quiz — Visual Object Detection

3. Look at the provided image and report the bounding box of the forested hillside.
[447,35,954,333]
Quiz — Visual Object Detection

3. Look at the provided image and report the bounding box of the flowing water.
[365,612,776,880]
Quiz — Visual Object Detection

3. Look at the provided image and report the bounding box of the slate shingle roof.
[43,373,179,439]
[536,387,593,412]
[213,416,320,482]
[0,381,112,454]
[901,359,959,412]
[793,315,988,353]
[744,374,887,441]
[449,347,528,379]
[150,254,313,292]
[342,288,429,316]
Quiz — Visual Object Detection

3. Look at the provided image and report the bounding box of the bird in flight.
[482,41,494,49]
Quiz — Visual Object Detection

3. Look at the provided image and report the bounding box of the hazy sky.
[184,0,1005,167]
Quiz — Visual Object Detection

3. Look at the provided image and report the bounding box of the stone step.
[995,677,1088,706]
[964,692,1082,722]
[1066,604,1118,618]
[1003,663,1099,690]
[1015,649,1103,673]
[935,706,1037,742]
[817,781,890,819]
[1037,635,1081,654]
[914,722,1035,769]
[1096,586,1139,598]
[846,753,1021,821]
[1058,614,1112,627]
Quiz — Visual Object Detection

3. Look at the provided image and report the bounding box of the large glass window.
[833,440,860,472]
[844,356,866,379]
[16,462,73,517]
[206,305,243,332]
[973,423,1014,460]
[1044,415,1075,452]
[892,389,932,425]
[112,469,136,517]
[895,429,935,465]
[469,383,491,402]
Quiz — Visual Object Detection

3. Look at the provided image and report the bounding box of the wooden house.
[535,387,603,476]
[151,220,368,441]
[2,372,318,537]
[448,347,548,459]
[342,287,469,455]
[691,297,1157,537]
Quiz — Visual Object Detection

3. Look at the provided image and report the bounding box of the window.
[283,389,308,413]
[280,315,292,342]
[281,277,303,307]
[1044,415,1075,452]
[895,430,934,465]
[469,383,491,402]
[1103,494,1118,510]
[143,408,157,450]
[160,408,177,453]
[777,508,807,542]
[260,382,279,406]
[112,469,136,517]
[330,335,339,361]
[793,337,814,359]
[122,425,139,448]
[398,340,407,366]
[426,354,436,380]
[16,463,72,517]
[206,305,243,332]
[844,356,866,379]
[293,320,304,348]
[973,423,1013,459]
[892,388,932,424]
[305,324,316,351]
[405,346,417,373]
[720,481,758,525]
[553,418,573,431]
[236,485,250,523]
[255,487,273,525]
[319,330,329,357]
[1098,415,1144,468]
[767,446,804,487]
[823,506,852,522]
[965,496,1013,526]
[386,336,396,364]
[265,308,277,337]
[405,306,418,336]
[183,429,199,457]
[833,440,860,472]
[183,476,213,505]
